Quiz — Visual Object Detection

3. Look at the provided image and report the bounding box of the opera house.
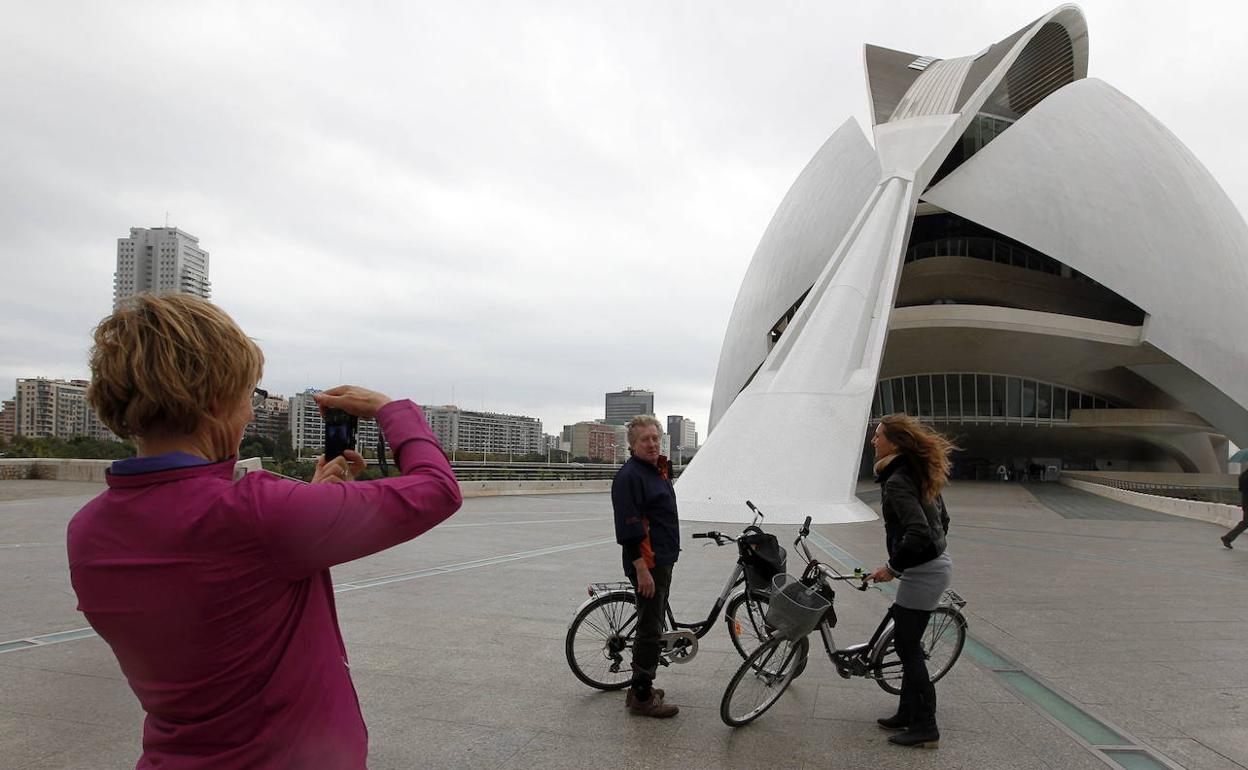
[678,5,1248,523]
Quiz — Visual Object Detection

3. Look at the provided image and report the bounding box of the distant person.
[867,413,955,749]
[612,414,680,718]
[1221,466,1248,548]
[67,294,462,769]
[996,463,1008,482]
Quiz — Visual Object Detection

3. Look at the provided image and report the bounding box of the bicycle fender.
[569,588,636,628]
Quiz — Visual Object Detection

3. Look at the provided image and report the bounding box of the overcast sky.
[3,0,1246,438]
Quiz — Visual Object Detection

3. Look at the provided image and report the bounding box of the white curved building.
[678,5,1248,523]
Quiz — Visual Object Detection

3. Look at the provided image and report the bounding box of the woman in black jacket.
[866,413,956,749]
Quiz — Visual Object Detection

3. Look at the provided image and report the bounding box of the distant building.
[246,393,290,443]
[666,415,698,455]
[289,389,379,456]
[13,378,117,441]
[114,227,211,309]
[419,405,542,455]
[605,388,654,425]
[0,399,15,444]
[570,421,618,462]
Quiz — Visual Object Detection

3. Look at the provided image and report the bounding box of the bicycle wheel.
[870,607,967,695]
[725,589,811,678]
[725,589,771,659]
[566,593,639,690]
[720,636,806,726]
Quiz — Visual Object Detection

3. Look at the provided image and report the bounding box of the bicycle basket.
[740,527,787,592]
[764,574,830,640]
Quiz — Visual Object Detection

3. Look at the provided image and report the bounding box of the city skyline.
[3,3,1247,438]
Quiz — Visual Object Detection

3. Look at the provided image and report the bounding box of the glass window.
[1007,377,1023,419]
[917,375,933,417]
[1022,380,1036,419]
[932,375,948,419]
[1037,383,1052,420]
[892,379,906,416]
[960,374,975,420]
[871,385,882,418]
[1094,397,1106,410]
[1054,387,1067,420]
[880,381,894,414]
[991,376,1006,419]
[977,374,994,420]
[1080,392,1092,410]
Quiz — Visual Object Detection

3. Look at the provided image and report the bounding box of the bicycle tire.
[725,590,810,678]
[724,589,771,659]
[720,636,806,727]
[869,606,967,695]
[565,593,639,691]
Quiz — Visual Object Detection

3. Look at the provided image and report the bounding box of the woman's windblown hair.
[877,413,960,503]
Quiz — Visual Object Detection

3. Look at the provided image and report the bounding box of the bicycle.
[565,501,794,691]
[720,515,968,726]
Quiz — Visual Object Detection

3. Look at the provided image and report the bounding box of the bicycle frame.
[791,521,968,679]
[573,500,767,641]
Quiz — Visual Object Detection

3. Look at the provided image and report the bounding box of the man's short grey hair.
[626,415,663,447]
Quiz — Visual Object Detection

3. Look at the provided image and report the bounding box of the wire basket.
[764,574,830,640]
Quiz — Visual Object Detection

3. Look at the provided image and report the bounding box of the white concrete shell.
[922,77,1248,446]
[707,120,881,431]
[680,5,1248,523]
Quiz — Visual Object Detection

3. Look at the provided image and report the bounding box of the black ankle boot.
[888,723,940,748]
[877,712,910,730]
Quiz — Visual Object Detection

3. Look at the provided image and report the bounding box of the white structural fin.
[682,5,1094,524]
[678,176,918,524]
[922,77,1248,445]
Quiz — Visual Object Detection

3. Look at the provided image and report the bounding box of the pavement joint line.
[950,533,1248,584]
[0,536,617,653]
[956,522,1228,546]
[805,529,1185,770]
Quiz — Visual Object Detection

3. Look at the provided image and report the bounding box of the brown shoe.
[624,688,664,709]
[626,689,678,718]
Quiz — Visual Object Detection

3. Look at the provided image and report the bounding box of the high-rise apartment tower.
[114,227,211,309]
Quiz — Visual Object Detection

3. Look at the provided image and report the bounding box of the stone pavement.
[1,479,1245,769]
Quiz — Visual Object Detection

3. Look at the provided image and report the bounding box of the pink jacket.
[67,400,462,769]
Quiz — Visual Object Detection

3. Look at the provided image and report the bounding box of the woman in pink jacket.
[67,294,462,769]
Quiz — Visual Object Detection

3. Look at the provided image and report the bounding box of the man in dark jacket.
[1221,467,1248,548]
[612,415,680,718]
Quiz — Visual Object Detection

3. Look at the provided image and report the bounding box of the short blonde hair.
[626,414,662,447]
[87,294,263,439]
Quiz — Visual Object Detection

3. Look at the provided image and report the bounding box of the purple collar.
[110,451,214,477]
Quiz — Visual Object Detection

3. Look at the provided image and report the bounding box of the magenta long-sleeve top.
[67,400,462,769]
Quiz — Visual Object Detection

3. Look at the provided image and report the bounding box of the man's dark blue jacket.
[612,455,681,576]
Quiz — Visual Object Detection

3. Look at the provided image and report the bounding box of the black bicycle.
[565,501,791,690]
[720,516,968,726]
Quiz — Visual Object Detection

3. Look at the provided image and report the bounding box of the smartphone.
[324,408,358,461]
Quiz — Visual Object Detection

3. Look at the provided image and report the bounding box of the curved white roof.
[683,5,1248,523]
[923,77,1248,444]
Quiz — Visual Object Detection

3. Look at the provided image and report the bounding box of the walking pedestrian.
[1221,466,1248,548]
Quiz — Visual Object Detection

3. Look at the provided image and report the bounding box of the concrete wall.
[0,458,610,497]
[458,480,611,497]
[0,457,264,483]
[1059,476,1240,528]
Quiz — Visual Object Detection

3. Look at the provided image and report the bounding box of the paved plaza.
[1,478,1246,769]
